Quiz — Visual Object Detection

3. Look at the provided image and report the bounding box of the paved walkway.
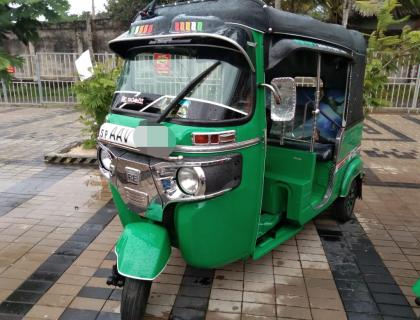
[0,106,418,320]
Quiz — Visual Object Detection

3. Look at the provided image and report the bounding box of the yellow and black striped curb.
[44,141,98,166]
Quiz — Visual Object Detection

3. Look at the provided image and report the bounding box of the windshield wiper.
[156,61,221,123]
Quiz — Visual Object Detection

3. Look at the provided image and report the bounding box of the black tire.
[333,180,358,222]
[121,277,152,320]
[415,297,420,306]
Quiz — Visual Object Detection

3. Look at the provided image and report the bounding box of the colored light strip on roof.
[174,21,203,33]
[131,24,154,35]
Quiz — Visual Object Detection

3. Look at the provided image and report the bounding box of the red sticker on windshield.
[154,53,171,75]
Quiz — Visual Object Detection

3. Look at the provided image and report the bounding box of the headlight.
[177,167,205,196]
[99,148,112,171]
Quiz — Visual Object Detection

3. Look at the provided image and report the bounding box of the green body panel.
[145,201,165,222]
[336,123,364,197]
[261,123,364,226]
[413,278,420,298]
[338,123,363,161]
[115,222,171,280]
[264,146,316,225]
[110,184,142,226]
[174,143,265,268]
[174,32,267,267]
[257,214,281,238]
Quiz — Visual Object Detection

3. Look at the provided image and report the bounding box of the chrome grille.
[123,187,149,211]
[111,152,160,214]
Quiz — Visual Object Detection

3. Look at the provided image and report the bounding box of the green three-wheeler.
[97,0,367,318]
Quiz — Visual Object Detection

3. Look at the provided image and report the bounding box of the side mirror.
[262,77,296,122]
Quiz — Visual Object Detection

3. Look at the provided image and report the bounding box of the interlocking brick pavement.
[0,106,419,320]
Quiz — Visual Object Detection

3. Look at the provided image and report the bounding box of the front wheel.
[121,277,152,320]
[333,180,358,222]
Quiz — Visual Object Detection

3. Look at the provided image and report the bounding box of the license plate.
[98,123,135,147]
[125,167,141,185]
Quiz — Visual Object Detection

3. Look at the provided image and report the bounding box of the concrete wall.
[5,18,127,55]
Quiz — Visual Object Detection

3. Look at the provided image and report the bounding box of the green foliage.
[361,0,420,108]
[267,0,317,13]
[354,0,383,16]
[0,0,69,79]
[316,0,345,24]
[60,10,110,22]
[74,62,121,148]
[106,0,173,23]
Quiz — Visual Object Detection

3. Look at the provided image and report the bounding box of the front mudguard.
[115,222,171,281]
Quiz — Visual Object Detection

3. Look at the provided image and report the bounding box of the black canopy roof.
[146,0,366,54]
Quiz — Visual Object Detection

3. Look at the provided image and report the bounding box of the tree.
[358,0,420,108]
[315,0,344,23]
[266,0,349,22]
[266,0,318,14]
[0,0,70,79]
[342,0,355,27]
[106,0,173,23]
[74,62,121,148]
[106,0,147,22]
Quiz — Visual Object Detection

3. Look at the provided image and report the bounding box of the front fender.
[413,278,420,299]
[115,222,171,281]
[340,157,363,197]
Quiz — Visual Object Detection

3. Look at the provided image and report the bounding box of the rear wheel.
[121,277,152,320]
[333,180,358,222]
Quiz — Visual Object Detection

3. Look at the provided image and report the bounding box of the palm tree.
[317,0,342,23]
[267,0,317,14]
[343,0,355,27]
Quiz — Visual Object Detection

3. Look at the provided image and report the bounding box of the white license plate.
[98,123,136,147]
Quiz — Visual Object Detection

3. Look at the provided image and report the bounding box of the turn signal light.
[192,131,236,145]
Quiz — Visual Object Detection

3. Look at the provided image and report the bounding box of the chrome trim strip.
[335,145,361,172]
[174,137,262,153]
[162,188,233,206]
[98,139,184,161]
[225,22,265,34]
[99,137,262,155]
[109,32,255,72]
[152,157,233,170]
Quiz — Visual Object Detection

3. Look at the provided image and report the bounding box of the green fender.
[340,156,363,197]
[115,222,171,281]
[413,278,420,298]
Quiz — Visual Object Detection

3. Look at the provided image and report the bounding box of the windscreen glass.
[112,48,254,122]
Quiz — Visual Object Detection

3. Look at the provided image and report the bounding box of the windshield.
[111,48,254,123]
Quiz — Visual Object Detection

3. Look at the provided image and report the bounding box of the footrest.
[253,224,303,260]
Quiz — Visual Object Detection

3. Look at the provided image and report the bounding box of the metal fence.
[1,52,419,110]
[0,52,117,106]
[373,54,420,110]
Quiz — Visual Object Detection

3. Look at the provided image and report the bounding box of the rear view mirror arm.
[259,83,281,105]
